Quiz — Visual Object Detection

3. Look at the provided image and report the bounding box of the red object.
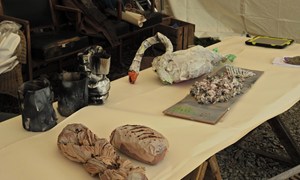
[128,71,138,84]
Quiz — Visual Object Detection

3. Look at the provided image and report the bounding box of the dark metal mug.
[18,78,57,132]
[57,72,88,117]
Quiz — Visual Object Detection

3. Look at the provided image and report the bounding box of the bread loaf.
[110,125,169,165]
[57,123,148,180]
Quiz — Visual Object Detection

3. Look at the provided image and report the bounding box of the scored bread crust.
[57,123,148,179]
[110,125,169,165]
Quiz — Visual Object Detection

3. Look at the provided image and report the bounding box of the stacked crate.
[154,16,195,50]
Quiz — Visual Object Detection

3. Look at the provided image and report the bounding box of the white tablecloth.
[1,36,300,180]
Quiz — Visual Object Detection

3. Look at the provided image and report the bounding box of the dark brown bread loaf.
[110,125,169,165]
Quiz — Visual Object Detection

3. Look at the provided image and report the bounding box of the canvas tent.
[164,0,300,42]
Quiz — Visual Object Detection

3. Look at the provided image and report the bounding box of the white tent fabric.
[167,0,300,42]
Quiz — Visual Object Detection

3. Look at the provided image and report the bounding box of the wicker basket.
[0,30,27,97]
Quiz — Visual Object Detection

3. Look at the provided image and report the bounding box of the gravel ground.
[216,101,300,179]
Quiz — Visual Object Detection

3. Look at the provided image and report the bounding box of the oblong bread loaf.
[110,124,169,165]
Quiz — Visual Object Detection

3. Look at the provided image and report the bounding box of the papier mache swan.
[128,32,235,84]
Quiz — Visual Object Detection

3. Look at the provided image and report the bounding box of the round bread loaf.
[110,124,169,165]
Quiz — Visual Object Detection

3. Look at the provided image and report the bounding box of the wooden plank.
[182,155,222,180]
[182,23,189,49]
[161,14,172,25]
[154,24,181,37]
[154,18,195,50]
[169,18,193,49]
[208,155,222,180]
[269,164,300,180]
[169,18,195,49]
[175,26,183,50]
[194,161,208,180]
[187,23,195,47]
[268,116,300,165]
[237,144,293,165]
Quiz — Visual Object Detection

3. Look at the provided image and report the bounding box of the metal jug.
[78,45,111,104]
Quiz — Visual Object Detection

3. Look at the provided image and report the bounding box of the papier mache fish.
[128,32,235,84]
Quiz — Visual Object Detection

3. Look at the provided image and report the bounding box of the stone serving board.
[163,67,264,124]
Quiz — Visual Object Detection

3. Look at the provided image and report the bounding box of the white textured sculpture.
[128,32,233,84]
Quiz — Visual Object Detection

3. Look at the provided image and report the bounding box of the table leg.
[183,155,222,180]
[193,161,208,180]
[268,116,300,165]
[208,155,223,180]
